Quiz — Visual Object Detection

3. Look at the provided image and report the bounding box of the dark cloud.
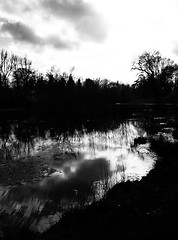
[0,18,76,50]
[47,36,78,50]
[1,21,42,45]
[41,0,93,21]
[41,0,107,42]
[0,0,107,44]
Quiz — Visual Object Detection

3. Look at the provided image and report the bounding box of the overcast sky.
[0,0,178,84]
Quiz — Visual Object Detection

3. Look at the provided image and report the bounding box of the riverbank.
[41,137,178,240]
[3,135,177,240]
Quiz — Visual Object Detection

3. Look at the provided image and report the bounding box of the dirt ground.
[0,154,56,186]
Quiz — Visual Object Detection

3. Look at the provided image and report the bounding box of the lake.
[0,115,175,235]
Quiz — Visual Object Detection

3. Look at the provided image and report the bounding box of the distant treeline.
[0,49,133,112]
[0,49,178,114]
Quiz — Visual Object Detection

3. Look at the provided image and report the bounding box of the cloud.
[76,15,107,42]
[0,0,30,13]
[173,42,178,57]
[1,20,42,45]
[0,18,76,50]
[41,0,107,42]
[0,0,107,45]
[41,0,93,21]
[47,36,78,50]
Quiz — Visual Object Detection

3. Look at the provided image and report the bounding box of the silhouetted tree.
[158,65,178,96]
[3,47,178,113]
[0,49,18,88]
[132,51,178,99]
[12,57,33,89]
[66,74,75,90]
[76,78,82,88]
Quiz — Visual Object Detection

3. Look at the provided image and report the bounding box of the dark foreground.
[1,135,178,240]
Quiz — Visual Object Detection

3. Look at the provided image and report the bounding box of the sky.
[1,0,178,84]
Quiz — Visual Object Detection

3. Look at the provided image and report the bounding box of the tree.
[12,56,33,89]
[132,51,162,79]
[158,65,178,96]
[66,74,75,90]
[132,51,178,99]
[0,49,18,87]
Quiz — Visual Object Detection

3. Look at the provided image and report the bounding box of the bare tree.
[131,50,178,98]
[132,51,177,83]
[13,56,33,88]
[0,49,18,87]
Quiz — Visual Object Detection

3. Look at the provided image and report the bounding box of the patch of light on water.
[0,120,158,235]
[154,117,166,120]
[30,212,63,233]
[34,122,156,187]
[123,151,156,181]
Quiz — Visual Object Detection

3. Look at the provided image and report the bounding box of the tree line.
[0,49,133,111]
[0,49,178,113]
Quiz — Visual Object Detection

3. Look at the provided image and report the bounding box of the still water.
[0,118,159,233]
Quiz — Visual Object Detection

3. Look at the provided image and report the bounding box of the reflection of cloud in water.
[40,158,111,200]
[0,158,111,232]
[0,120,156,233]
[49,143,155,185]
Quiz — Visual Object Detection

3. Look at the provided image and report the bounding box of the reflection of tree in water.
[115,121,138,147]
[131,117,174,136]
[0,118,142,161]
[80,121,140,152]
[55,133,79,155]
[0,121,37,160]
[0,119,156,233]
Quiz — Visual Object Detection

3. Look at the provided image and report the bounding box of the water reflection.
[0,119,156,233]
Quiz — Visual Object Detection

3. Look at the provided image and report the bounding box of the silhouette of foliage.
[132,51,178,100]
[0,48,178,114]
[0,49,18,88]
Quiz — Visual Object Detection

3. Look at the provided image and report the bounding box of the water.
[0,118,161,234]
